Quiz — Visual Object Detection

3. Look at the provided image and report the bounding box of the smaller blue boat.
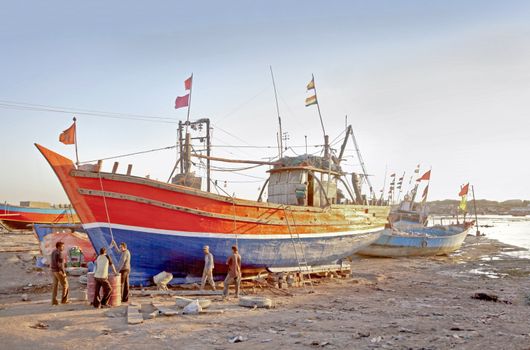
[357,223,472,257]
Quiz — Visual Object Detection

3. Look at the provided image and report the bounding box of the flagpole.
[270,66,283,158]
[471,185,480,236]
[396,171,405,203]
[73,116,79,167]
[186,73,193,124]
[311,74,326,139]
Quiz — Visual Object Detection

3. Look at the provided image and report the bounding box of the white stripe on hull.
[83,222,385,240]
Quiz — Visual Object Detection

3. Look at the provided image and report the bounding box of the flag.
[175,94,190,109]
[459,195,467,212]
[305,95,317,107]
[417,170,431,181]
[307,77,315,90]
[59,122,76,145]
[390,173,396,177]
[422,185,429,202]
[184,75,192,90]
[459,183,469,197]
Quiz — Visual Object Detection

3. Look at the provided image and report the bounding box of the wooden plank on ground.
[127,305,143,324]
[152,303,178,316]
[131,290,222,297]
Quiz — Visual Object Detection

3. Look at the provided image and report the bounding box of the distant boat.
[357,223,471,257]
[509,206,530,217]
[389,197,429,230]
[33,223,96,265]
[0,202,79,231]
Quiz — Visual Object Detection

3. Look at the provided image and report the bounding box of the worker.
[223,245,242,299]
[116,242,131,303]
[50,241,69,305]
[200,245,216,291]
[93,247,117,308]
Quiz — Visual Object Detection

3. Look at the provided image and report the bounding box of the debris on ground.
[182,300,202,314]
[239,296,273,309]
[29,322,49,330]
[229,335,246,343]
[175,296,211,309]
[471,292,512,304]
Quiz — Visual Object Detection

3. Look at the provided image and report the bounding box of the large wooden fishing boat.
[0,202,79,230]
[36,140,389,285]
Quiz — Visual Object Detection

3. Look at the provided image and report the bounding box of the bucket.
[87,272,122,307]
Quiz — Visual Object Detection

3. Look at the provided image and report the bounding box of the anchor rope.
[97,172,115,248]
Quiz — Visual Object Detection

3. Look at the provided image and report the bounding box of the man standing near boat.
[50,241,69,305]
[223,246,241,298]
[116,242,131,303]
[200,245,216,291]
[93,247,117,308]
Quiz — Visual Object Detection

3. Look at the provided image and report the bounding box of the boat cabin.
[266,156,342,207]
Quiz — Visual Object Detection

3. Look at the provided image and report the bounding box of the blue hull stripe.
[84,224,384,286]
[1,204,75,215]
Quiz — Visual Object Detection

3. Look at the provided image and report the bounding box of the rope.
[97,172,115,247]
[79,145,177,164]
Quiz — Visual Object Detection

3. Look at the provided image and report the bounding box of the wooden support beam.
[192,153,280,166]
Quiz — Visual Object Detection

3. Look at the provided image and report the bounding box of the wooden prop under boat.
[35,144,390,285]
[357,223,472,258]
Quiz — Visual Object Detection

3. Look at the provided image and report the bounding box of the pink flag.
[184,76,193,91]
[175,94,190,109]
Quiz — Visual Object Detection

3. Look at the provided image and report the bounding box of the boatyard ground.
[1,231,529,350]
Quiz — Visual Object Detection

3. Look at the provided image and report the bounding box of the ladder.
[283,207,314,293]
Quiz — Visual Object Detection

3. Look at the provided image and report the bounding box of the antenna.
[270,66,283,158]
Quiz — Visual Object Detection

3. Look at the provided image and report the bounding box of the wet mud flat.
[0,233,529,349]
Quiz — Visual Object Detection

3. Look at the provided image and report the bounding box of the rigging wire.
[78,145,177,164]
[0,100,177,124]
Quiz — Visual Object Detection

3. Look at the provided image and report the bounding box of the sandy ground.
[0,231,530,350]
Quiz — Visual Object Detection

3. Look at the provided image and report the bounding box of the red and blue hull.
[0,203,79,230]
[35,144,390,286]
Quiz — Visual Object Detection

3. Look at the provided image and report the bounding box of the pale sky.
[1,0,529,204]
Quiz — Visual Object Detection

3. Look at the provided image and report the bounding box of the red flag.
[184,75,192,91]
[417,170,431,181]
[59,122,76,145]
[459,183,469,197]
[175,94,190,109]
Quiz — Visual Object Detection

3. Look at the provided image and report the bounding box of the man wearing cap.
[200,245,216,291]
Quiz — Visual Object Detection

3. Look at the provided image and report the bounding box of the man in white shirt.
[93,247,117,308]
[200,245,216,291]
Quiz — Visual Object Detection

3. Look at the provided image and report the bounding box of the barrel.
[87,272,122,307]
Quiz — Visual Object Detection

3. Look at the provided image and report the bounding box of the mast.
[471,185,480,235]
[337,124,352,165]
[351,127,374,199]
[270,66,283,158]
